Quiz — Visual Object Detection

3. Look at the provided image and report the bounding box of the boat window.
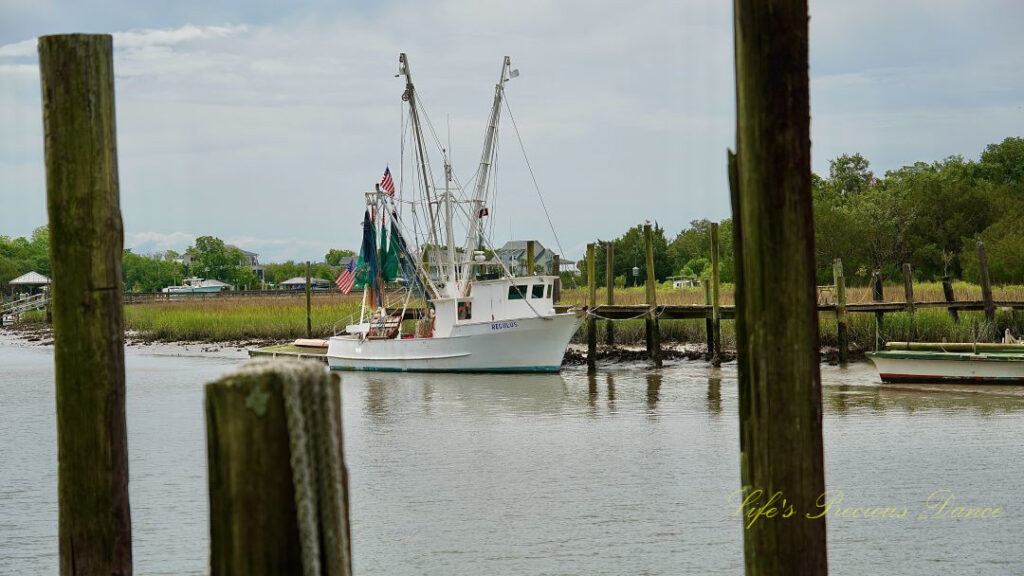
[508,285,528,300]
[546,284,552,298]
[532,284,545,299]
[457,300,472,320]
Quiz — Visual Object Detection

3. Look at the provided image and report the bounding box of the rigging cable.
[502,94,568,269]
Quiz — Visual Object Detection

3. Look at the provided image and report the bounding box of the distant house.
[176,244,265,282]
[494,240,556,276]
[421,248,465,286]
[668,275,699,288]
[225,244,265,281]
[7,271,51,297]
[559,261,581,277]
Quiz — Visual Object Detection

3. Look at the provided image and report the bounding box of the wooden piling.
[643,223,662,367]
[833,258,848,364]
[526,240,535,277]
[977,239,995,324]
[586,243,597,373]
[552,254,561,303]
[733,0,827,572]
[605,242,615,347]
[39,33,133,576]
[902,263,915,313]
[710,222,722,366]
[902,262,915,340]
[872,269,884,350]
[206,360,352,576]
[941,275,959,324]
[703,278,714,355]
[305,261,312,339]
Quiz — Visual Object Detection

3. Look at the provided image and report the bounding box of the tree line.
[580,137,1023,287]
[5,138,1021,293]
[1,231,356,293]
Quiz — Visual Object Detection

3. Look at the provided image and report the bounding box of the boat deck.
[247,344,328,363]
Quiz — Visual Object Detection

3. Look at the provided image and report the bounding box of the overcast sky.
[2,0,1022,262]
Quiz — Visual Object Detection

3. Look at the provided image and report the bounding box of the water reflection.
[354,372,572,419]
[706,373,722,415]
[823,383,1024,415]
[606,373,616,413]
[645,372,662,413]
[587,373,598,415]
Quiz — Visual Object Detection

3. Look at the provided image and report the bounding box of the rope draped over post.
[206,360,352,576]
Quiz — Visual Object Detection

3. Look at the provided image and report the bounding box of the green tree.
[122,250,183,292]
[324,249,356,267]
[978,137,1024,187]
[828,153,874,197]
[186,236,248,287]
[960,206,1024,284]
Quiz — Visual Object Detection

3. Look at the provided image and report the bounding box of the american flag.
[380,166,395,197]
[335,259,356,294]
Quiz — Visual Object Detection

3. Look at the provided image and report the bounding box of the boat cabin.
[429,275,557,337]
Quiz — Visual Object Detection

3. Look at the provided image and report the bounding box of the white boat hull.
[326,311,582,372]
[867,351,1024,384]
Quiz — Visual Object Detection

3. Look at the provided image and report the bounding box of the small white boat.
[867,342,1024,384]
[162,277,230,294]
[326,54,584,373]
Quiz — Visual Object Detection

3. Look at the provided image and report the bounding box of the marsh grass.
[11,283,1024,346]
[124,294,366,341]
[572,308,1024,350]
[560,282,1024,307]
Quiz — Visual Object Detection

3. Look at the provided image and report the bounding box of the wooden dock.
[556,300,1024,320]
[247,344,329,363]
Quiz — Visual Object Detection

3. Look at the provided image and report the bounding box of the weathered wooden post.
[703,278,715,355]
[552,254,561,303]
[733,0,827,572]
[39,33,133,576]
[305,261,313,339]
[902,262,915,341]
[526,240,535,277]
[206,360,352,576]
[605,241,615,347]
[710,222,722,366]
[643,223,662,367]
[901,263,915,312]
[941,275,959,324]
[833,258,848,364]
[45,285,52,323]
[587,243,597,373]
[872,269,884,350]
[977,239,995,325]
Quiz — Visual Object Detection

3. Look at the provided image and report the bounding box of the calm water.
[2,340,1023,575]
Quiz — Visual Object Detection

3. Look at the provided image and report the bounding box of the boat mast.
[398,54,441,253]
[460,56,513,291]
[443,157,458,296]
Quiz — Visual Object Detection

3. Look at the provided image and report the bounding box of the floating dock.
[247,343,328,364]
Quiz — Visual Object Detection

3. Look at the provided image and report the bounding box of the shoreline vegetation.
[6,283,1022,362]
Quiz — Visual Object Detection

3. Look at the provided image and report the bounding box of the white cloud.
[2,1,1023,262]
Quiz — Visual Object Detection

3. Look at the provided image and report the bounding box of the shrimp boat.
[867,339,1024,384]
[325,54,584,373]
